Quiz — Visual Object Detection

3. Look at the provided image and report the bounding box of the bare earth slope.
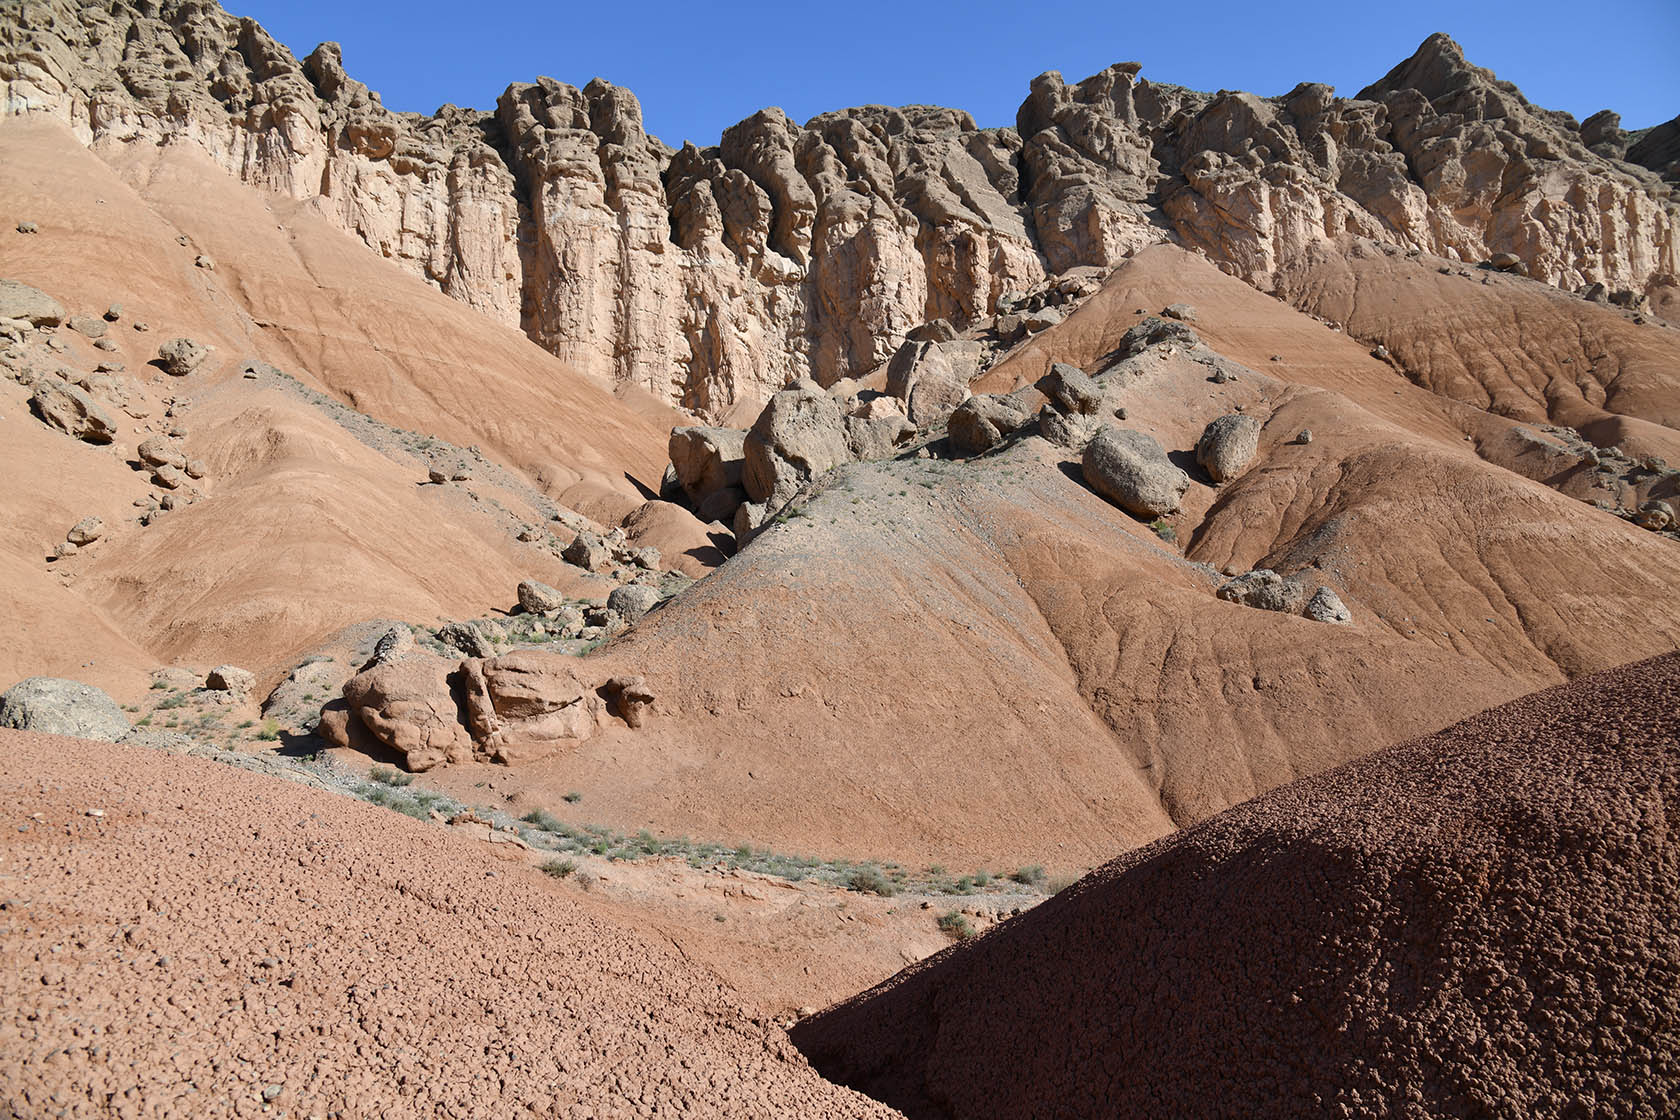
[0,728,897,1119]
[792,652,1680,1119]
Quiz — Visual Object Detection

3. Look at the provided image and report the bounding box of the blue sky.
[236,0,1680,145]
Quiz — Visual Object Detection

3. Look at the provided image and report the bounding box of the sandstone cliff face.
[6,5,1676,416]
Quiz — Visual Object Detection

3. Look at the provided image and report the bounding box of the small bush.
[520,807,566,832]
[370,764,413,787]
[236,720,255,730]
[255,718,281,741]
[150,679,169,690]
[156,695,189,710]
[135,716,152,727]
[847,866,896,897]
[563,790,583,803]
[936,911,974,940]
[1149,518,1176,542]
[1009,865,1047,885]
[540,858,576,880]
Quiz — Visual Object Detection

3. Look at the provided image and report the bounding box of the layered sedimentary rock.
[6,5,1675,416]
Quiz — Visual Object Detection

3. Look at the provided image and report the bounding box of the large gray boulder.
[1039,362,1104,416]
[742,380,851,510]
[0,677,131,742]
[949,394,1031,454]
[1196,414,1262,483]
[668,426,746,503]
[30,376,116,443]
[607,583,662,623]
[1303,585,1353,624]
[844,411,916,461]
[517,579,567,614]
[0,278,65,327]
[1081,428,1190,517]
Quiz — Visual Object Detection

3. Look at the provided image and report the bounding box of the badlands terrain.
[2,0,1678,1115]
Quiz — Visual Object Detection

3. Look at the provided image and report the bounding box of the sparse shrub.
[936,911,974,940]
[150,679,169,690]
[370,764,413,787]
[136,716,152,727]
[540,858,576,879]
[563,791,582,803]
[156,695,189,710]
[255,718,281,741]
[520,807,566,832]
[973,870,992,887]
[237,720,255,730]
[847,866,896,897]
[1009,865,1047,885]
[1149,518,1176,542]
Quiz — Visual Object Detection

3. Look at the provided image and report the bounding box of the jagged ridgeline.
[4,2,1676,417]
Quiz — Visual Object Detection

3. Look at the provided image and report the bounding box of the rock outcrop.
[8,8,1670,418]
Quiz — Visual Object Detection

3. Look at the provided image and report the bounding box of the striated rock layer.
[5,5,1675,416]
[793,652,1680,1119]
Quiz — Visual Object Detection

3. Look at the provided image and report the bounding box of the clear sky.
[234,0,1680,146]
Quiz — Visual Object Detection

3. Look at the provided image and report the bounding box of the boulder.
[0,278,64,327]
[607,583,661,623]
[1117,316,1199,357]
[137,436,186,469]
[1081,428,1190,517]
[906,319,959,343]
[949,395,1030,454]
[1020,306,1064,332]
[437,620,497,658]
[1161,303,1197,322]
[1304,586,1353,624]
[517,579,567,614]
[884,340,981,427]
[1038,362,1104,416]
[151,464,187,490]
[459,652,602,764]
[1217,569,1308,614]
[1038,403,1103,452]
[695,485,748,524]
[341,651,474,772]
[65,516,103,546]
[668,426,746,503]
[157,337,209,376]
[742,380,851,510]
[30,376,115,443]
[206,665,256,693]
[562,531,613,572]
[0,677,130,742]
[1195,414,1263,483]
[844,412,916,461]
[1635,500,1675,532]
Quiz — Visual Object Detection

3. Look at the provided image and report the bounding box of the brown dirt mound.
[0,729,896,1118]
[791,652,1680,1119]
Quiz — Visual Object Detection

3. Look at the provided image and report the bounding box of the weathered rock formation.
[7,6,1672,419]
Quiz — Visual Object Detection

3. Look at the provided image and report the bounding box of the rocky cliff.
[7,3,1675,416]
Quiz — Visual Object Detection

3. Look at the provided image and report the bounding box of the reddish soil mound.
[792,653,1680,1118]
[0,730,896,1118]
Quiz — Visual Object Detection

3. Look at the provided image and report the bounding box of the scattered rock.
[437,621,497,658]
[0,677,130,742]
[103,304,122,322]
[184,459,207,480]
[885,341,982,427]
[157,337,209,376]
[607,583,661,623]
[151,464,187,490]
[427,468,448,484]
[30,376,116,443]
[67,315,108,339]
[1082,428,1190,517]
[65,517,103,546]
[668,426,747,506]
[15,221,37,234]
[742,380,851,510]
[1303,586,1353,624]
[137,436,187,469]
[1161,303,1197,322]
[1294,429,1314,445]
[194,254,215,270]
[1195,414,1262,483]
[1039,362,1104,416]
[1020,306,1064,332]
[1211,368,1237,385]
[605,675,655,728]
[49,542,78,561]
[517,579,567,614]
[1037,403,1102,451]
[206,665,256,694]
[1217,569,1307,614]
[1635,500,1675,532]
[92,337,119,352]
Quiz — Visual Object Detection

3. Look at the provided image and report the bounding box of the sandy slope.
[0,728,897,1119]
[792,652,1680,1119]
[0,118,698,693]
